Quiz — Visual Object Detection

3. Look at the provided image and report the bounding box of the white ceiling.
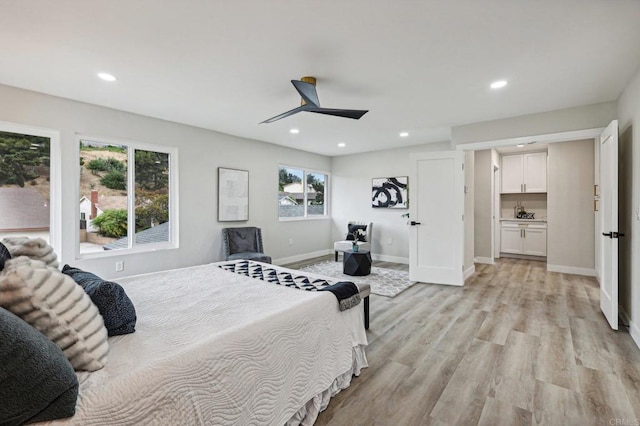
[1,1,639,157]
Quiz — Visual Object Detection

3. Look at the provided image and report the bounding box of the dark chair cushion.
[228,252,272,263]
[227,228,259,254]
[62,265,137,336]
[346,224,368,242]
[0,307,78,424]
[0,242,11,271]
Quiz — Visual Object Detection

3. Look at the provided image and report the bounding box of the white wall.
[0,84,331,278]
[617,65,640,347]
[331,141,451,263]
[451,102,616,145]
[547,139,595,273]
[474,150,492,260]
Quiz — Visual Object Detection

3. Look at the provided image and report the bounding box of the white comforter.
[49,263,367,425]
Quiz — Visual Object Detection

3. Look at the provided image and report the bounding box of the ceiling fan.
[260,76,369,124]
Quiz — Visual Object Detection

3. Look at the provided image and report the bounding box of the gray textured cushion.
[0,256,109,371]
[0,307,78,424]
[62,265,137,336]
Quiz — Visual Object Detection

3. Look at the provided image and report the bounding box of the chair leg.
[335,251,338,262]
[364,296,369,330]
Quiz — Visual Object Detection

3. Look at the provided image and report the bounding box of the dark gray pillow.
[227,228,258,254]
[346,224,367,242]
[0,307,78,424]
[62,265,137,336]
[0,242,11,271]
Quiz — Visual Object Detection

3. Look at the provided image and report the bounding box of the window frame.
[278,164,330,221]
[75,134,179,259]
[0,120,61,257]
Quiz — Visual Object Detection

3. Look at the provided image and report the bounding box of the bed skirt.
[285,345,368,426]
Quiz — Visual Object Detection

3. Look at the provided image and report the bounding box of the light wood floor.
[285,256,640,426]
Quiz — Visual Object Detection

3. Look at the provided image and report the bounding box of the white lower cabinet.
[500,222,547,256]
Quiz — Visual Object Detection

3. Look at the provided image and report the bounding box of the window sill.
[279,216,330,222]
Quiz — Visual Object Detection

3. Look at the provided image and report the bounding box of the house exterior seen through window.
[278,166,328,220]
[78,137,175,256]
[0,130,51,242]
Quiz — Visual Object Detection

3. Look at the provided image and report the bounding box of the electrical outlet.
[387,237,393,245]
[115,261,124,272]
[636,207,640,221]
[288,238,293,246]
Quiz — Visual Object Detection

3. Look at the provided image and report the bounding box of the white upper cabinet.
[501,155,525,193]
[501,152,547,193]
[523,152,547,193]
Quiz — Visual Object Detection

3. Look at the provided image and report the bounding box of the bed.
[44,260,369,425]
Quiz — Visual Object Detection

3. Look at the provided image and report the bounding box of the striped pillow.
[0,256,109,371]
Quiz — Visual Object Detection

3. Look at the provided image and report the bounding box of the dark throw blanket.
[218,260,361,311]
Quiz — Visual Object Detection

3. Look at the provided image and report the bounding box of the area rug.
[299,261,416,298]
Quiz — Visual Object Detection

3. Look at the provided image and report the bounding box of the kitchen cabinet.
[501,152,547,193]
[500,221,547,256]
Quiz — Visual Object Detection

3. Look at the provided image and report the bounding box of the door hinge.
[462,214,464,221]
[462,163,465,171]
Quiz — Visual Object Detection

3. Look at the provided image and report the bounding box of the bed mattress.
[44,262,367,425]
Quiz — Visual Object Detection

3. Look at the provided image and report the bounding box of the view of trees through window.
[278,166,327,219]
[79,140,170,254]
[0,130,51,241]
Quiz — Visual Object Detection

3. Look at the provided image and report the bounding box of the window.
[0,125,58,251]
[278,166,328,219]
[78,136,176,256]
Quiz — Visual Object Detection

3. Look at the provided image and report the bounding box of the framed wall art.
[218,167,249,221]
[372,176,408,208]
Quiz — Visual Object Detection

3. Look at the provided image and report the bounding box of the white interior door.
[494,165,501,258]
[409,151,464,286]
[599,120,619,330]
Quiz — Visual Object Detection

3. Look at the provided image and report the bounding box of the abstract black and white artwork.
[372,177,408,208]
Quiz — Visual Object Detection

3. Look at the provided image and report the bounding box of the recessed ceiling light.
[337,142,346,148]
[97,72,117,82]
[289,128,299,134]
[517,144,525,147]
[490,80,507,89]
[399,132,409,137]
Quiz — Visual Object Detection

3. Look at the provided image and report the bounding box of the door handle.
[410,221,422,226]
[602,232,612,238]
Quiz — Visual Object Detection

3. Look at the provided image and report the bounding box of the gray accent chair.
[222,227,272,263]
[334,221,373,261]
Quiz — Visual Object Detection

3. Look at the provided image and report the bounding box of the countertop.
[500,218,547,223]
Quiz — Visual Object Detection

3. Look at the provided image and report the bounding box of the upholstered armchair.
[333,222,373,261]
[222,227,272,263]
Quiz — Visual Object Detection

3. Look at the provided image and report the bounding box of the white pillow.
[0,256,109,371]
[1,236,59,268]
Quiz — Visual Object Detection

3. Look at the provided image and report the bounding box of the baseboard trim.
[546,264,596,277]
[273,249,332,266]
[474,257,495,265]
[630,320,640,350]
[500,253,546,261]
[372,254,409,264]
[464,265,475,280]
[620,306,640,349]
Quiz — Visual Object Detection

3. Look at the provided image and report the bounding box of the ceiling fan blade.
[291,80,320,107]
[308,107,369,120]
[260,105,308,124]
